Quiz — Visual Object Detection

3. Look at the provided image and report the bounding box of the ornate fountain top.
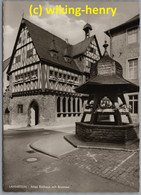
[75,41,139,94]
[103,40,109,56]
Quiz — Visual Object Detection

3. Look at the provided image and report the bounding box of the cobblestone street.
[4,129,138,192]
[62,148,139,190]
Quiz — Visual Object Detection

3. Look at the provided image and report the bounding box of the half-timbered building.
[4,18,101,126]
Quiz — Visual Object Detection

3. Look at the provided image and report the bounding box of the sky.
[3,0,140,60]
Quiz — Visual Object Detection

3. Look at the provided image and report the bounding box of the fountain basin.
[76,122,138,143]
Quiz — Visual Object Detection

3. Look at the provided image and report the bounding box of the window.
[27,72,31,79]
[68,98,71,117]
[71,76,74,81]
[63,97,66,117]
[57,97,61,112]
[27,49,33,58]
[57,97,61,117]
[15,76,18,80]
[128,59,138,79]
[33,70,38,76]
[55,72,58,78]
[75,76,78,81]
[129,95,138,114]
[73,98,76,116]
[17,104,23,113]
[31,70,37,79]
[57,96,81,118]
[77,98,80,115]
[59,73,62,78]
[63,74,66,80]
[25,73,28,79]
[89,47,96,54]
[64,56,71,63]
[50,70,53,76]
[20,74,24,80]
[127,28,138,44]
[16,55,21,63]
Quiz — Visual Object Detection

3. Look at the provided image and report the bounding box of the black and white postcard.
[3,0,140,192]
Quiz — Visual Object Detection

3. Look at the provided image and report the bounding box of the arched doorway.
[5,108,10,124]
[28,100,39,126]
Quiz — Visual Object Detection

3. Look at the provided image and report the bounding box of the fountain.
[74,41,139,144]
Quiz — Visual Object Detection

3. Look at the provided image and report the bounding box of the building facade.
[4,18,101,126]
[105,14,140,123]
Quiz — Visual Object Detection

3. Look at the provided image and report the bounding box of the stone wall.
[110,29,139,124]
[3,88,11,124]
[8,94,82,127]
[111,30,139,85]
[9,94,56,126]
[76,122,138,143]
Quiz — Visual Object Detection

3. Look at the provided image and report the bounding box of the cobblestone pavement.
[62,148,139,190]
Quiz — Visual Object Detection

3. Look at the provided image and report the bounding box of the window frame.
[126,26,139,45]
[17,104,23,114]
[127,58,138,80]
[27,48,33,58]
[128,93,138,114]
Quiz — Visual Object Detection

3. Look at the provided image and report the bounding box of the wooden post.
[119,93,133,124]
[113,96,122,125]
[66,96,68,117]
[81,94,92,122]
[90,94,99,124]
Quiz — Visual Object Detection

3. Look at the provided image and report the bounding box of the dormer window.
[64,56,71,63]
[49,37,58,58]
[64,44,72,63]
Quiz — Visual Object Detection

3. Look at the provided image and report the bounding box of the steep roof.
[23,19,81,73]
[72,35,101,57]
[105,14,139,36]
[8,18,101,74]
[3,57,11,71]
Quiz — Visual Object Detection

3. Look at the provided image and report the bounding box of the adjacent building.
[4,18,101,126]
[105,14,140,123]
